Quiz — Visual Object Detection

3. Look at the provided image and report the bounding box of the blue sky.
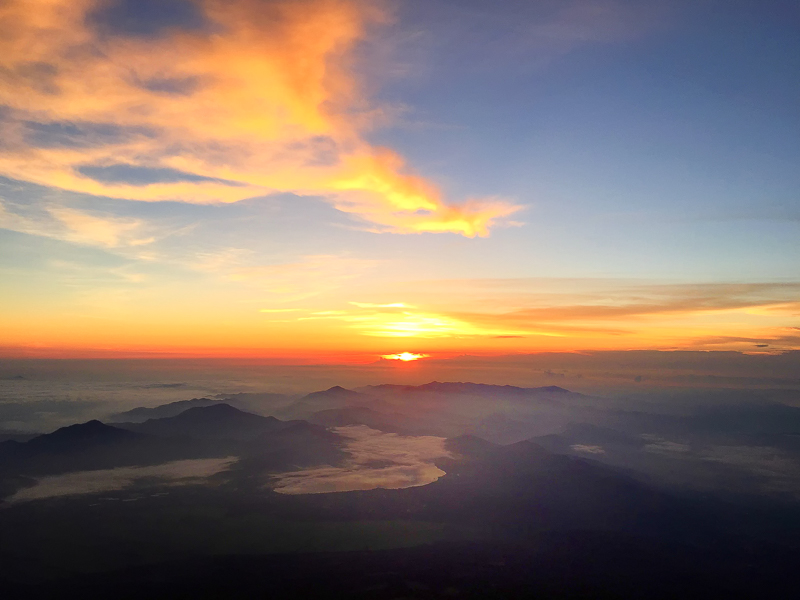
[0,0,798,357]
[363,0,800,278]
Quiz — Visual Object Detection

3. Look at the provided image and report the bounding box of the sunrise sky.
[1,0,798,360]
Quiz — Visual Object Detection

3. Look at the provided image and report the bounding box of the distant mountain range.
[2,383,800,598]
[278,385,372,418]
[115,404,292,441]
[361,381,572,397]
[0,419,144,462]
[7,380,800,503]
[0,420,164,492]
[308,406,434,435]
[108,398,223,423]
[2,398,681,533]
[108,393,297,424]
[0,403,344,500]
[268,381,588,440]
[106,382,586,434]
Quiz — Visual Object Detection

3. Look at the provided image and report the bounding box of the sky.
[0,0,798,361]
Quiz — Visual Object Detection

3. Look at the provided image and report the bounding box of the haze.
[1,1,799,598]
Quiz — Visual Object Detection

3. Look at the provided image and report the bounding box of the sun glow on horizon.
[382,352,429,361]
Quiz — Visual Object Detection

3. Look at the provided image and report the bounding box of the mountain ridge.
[115,403,290,441]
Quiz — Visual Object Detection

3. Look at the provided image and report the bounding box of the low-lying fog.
[8,457,238,503]
[8,426,453,502]
[4,352,798,433]
[3,353,800,502]
[272,425,451,494]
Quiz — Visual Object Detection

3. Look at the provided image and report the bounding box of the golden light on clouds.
[261,302,553,339]
[0,0,520,237]
[357,311,492,338]
[1,268,797,357]
[0,2,795,362]
[381,352,428,361]
[248,283,800,356]
[350,302,411,309]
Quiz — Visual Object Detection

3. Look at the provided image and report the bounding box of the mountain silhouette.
[444,434,498,458]
[0,420,169,481]
[279,386,374,418]
[363,381,571,399]
[117,404,289,441]
[242,420,347,470]
[108,398,222,423]
[1,420,143,460]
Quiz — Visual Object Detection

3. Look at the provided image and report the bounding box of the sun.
[382,352,428,361]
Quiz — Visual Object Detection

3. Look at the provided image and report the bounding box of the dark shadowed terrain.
[2,380,800,598]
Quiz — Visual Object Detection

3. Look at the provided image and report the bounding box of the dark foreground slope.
[10,534,799,600]
[2,404,800,599]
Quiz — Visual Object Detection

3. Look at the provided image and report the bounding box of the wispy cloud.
[525,0,666,47]
[232,254,378,299]
[374,0,667,83]
[437,281,800,349]
[47,206,152,247]
[350,301,412,309]
[0,199,153,248]
[270,300,563,339]
[0,0,519,236]
[183,247,254,273]
[262,280,800,349]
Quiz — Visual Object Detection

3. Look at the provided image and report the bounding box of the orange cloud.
[0,0,520,236]
[310,281,800,352]
[2,276,798,357]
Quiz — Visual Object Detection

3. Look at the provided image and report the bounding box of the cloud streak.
[0,0,520,236]
[0,199,153,248]
[252,279,800,351]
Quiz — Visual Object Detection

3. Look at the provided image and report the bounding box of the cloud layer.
[272,424,450,494]
[256,280,800,351]
[0,0,519,236]
[8,457,237,503]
